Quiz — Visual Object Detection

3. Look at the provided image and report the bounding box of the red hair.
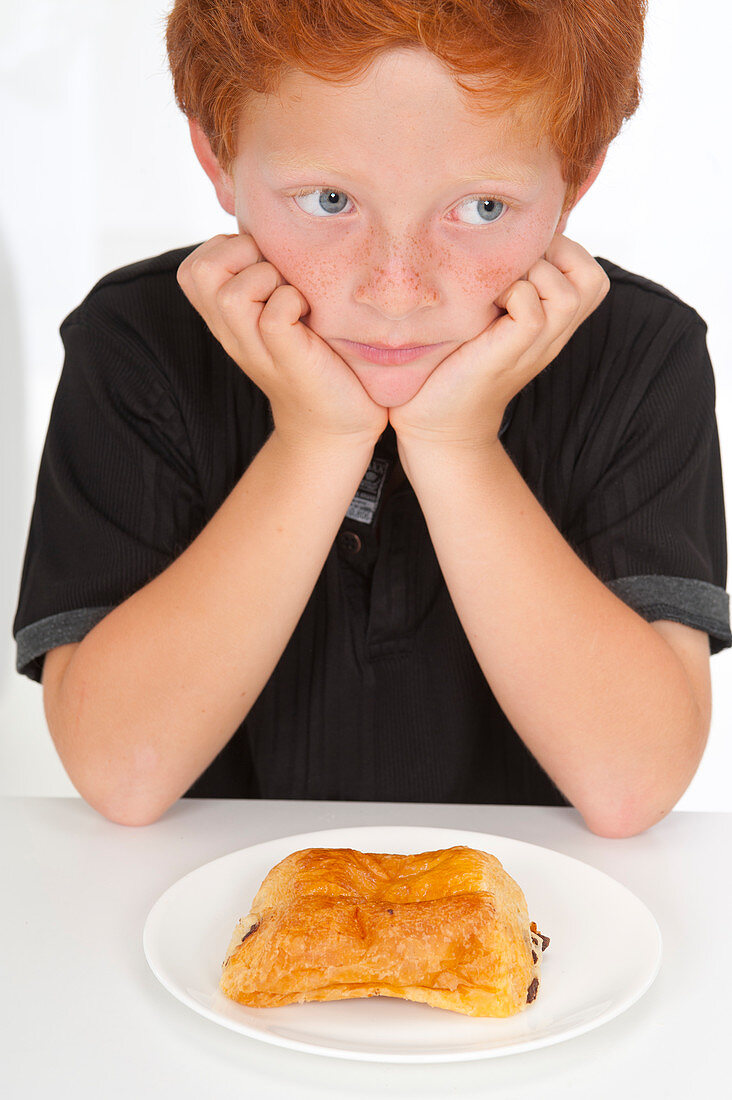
[165,0,647,212]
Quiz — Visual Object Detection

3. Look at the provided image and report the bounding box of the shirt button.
[339,530,362,554]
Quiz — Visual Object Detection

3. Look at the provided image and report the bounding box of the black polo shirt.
[13,244,732,807]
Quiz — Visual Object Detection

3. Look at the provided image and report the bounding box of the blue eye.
[457,196,507,225]
[292,189,351,216]
[290,188,510,225]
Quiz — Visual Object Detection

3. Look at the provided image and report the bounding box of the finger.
[525,257,582,316]
[258,283,313,367]
[214,262,298,373]
[544,232,611,304]
[493,279,546,344]
[542,231,586,273]
[177,232,265,307]
[215,260,284,323]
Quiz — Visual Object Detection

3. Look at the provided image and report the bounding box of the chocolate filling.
[530,921,550,952]
[240,921,260,943]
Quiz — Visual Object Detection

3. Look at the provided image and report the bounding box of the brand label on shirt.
[346,456,391,525]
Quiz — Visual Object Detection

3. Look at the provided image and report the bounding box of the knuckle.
[189,253,215,281]
[216,279,244,316]
[589,272,611,309]
[176,262,190,290]
[258,305,281,335]
[258,283,290,328]
[176,260,200,305]
[562,286,582,312]
[258,260,285,287]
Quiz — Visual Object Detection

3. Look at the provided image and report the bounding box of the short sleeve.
[13,308,206,683]
[566,317,731,655]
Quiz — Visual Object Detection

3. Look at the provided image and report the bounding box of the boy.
[13,1,730,835]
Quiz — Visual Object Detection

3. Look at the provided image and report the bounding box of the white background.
[1,0,730,807]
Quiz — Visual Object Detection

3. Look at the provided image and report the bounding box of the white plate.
[143,825,662,1063]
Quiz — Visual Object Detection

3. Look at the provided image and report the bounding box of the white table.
[1,796,727,1096]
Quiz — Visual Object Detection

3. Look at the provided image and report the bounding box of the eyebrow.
[265,154,541,188]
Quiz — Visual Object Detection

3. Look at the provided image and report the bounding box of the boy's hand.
[389,233,611,451]
[177,233,388,452]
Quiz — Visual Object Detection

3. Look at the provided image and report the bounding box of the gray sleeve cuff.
[604,574,732,655]
[15,574,731,685]
[15,607,115,683]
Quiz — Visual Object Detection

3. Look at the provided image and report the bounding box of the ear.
[556,147,608,234]
[188,117,236,216]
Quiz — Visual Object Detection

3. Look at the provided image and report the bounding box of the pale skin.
[44,47,712,834]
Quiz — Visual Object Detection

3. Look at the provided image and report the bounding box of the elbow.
[578,710,709,840]
[584,813,660,840]
[95,799,170,828]
[45,654,179,827]
[98,778,176,829]
[580,785,682,839]
[73,746,177,828]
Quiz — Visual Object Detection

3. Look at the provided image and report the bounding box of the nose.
[353,238,439,318]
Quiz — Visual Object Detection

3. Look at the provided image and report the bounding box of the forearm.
[54,430,375,825]
[398,436,706,837]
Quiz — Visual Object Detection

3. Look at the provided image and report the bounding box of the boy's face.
[193,47,604,407]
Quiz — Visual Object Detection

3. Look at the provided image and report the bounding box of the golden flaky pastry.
[220,846,549,1017]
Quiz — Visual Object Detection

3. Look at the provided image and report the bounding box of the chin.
[342,345,452,408]
[363,386,419,409]
[356,369,434,409]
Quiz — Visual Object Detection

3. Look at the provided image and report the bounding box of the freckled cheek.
[240,213,556,329]
[259,248,506,337]
[473,261,514,299]
[253,246,358,334]
[240,230,334,299]
[434,208,559,303]
[449,255,524,319]
[235,200,318,284]
[470,225,557,299]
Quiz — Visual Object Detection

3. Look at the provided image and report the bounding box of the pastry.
[220,845,549,1017]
